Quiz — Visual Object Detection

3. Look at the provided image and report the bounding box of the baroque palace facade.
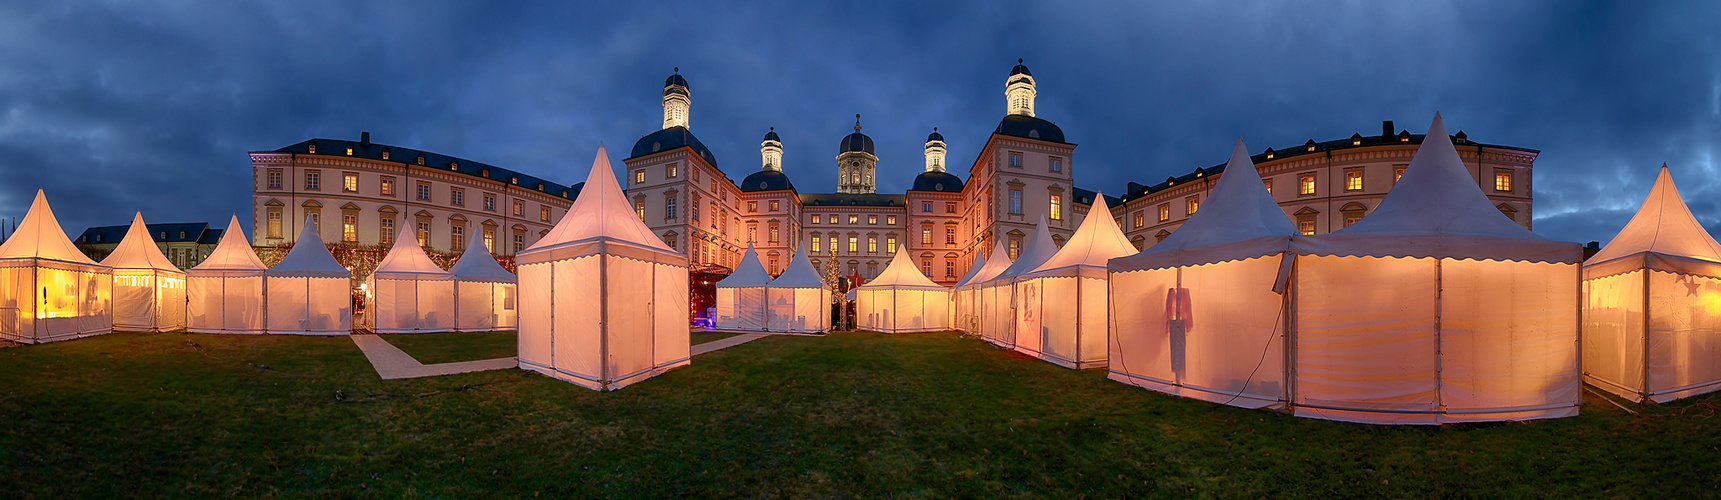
[250,61,1537,285]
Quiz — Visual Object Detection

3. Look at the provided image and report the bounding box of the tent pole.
[600,253,610,390]
[1284,254,1297,411]
[1642,270,1652,401]
[1434,258,1444,414]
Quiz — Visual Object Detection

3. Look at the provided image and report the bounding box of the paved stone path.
[691,332,771,356]
[350,334,518,380]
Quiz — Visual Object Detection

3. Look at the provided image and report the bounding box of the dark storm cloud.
[0,0,1715,247]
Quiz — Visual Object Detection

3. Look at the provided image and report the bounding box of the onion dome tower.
[837,114,877,194]
[662,68,690,129]
[911,127,964,192]
[741,127,797,192]
[1006,59,1036,117]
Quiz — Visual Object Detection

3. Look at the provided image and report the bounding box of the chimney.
[360,131,371,147]
[1382,120,1394,138]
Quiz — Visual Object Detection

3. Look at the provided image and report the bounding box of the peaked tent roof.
[448,228,516,282]
[0,190,100,266]
[100,212,183,273]
[952,250,988,288]
[716,242,773,288]
[1290,114,1581,263]
[1585,165,1721,279]
[960,238,1015,289]
[1112,139,1298,271]
[860,245,947,291]
[769,246,827,289]
[373,225,452,280]
[265,215,352,278]
[1027,192,1135,279]
[519,145,686,266]
[986,215,1059,284]
[189,215,267,273]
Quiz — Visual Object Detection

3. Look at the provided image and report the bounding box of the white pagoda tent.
[0,190,111,343]
[449,229,518,332]
[1288,114,1582,424]
[1584,165,1721,402]
[187,215,267,334]
[1018,193,1135,368]
[366,225,455,333]
[714,242,771,332]
[517,145,690,391]
[264,215,352,335]
[979,216,1058,348]
[766,246,831,333]
[1108,139,1297,407]
[856,245,950,334]
[101,213,187,332]
[952,239,1012,334]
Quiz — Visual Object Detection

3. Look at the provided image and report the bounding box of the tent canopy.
[860,245,946,291]
[520,145,685,266]
[1113,139,1297,271]
[959,239,1014,289]
[266,215,352,278]
[1026,193,1134,279]
[1291,114,1581,264]
[988,215,1059,283]
[373,225,452,280]
[770,246,827,289]
[952,250,987,287]
[100,212,183,272]
[1585,165,1721,279]
[190,215,267,273]
[448,228,515,282]
[0,190,100,265]
[716,242,772,288]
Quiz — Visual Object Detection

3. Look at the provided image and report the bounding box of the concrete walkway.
[350,334,517,380]
[691,332,771,356]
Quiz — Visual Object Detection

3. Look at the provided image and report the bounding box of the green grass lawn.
[2,330,1719,497]
[381,331,517,364]
[690,330,740,346]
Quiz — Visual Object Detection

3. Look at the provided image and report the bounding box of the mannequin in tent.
[517,145,690,391]
[1019,193,1134,368]
[102,213,187,332]
[1289,114,1582,424]
[367,225,455,333]
[714,242,771,332]
[187,215,268,334]
[1584,164,1721,402]
[1109,139,1298,408]
[449,228,518,332]
[0,190,112,343]
[979,215,1057,348]
[264,215,353,335]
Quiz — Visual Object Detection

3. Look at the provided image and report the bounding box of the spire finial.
[770,126,774,131]
[1018,58,1023,64]
[854,114,862,132]
[933,126,938,131]
[673,66,679,73]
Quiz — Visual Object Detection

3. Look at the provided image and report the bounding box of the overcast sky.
[0,1,1716,245]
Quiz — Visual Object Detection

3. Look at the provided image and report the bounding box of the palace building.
[250,61,1537,287]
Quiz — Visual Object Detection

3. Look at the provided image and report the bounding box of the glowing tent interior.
[714,242,771,332]
[366,225,455,333]
[448,228,517,332]
[0,190,112,343]
[1583,165,1721,403]
[1288,114,1582,424]
[517,145,690,391]
[979,216,1057,348]
[101,213,186,332]
[952,239,1011,334]
[1108,139,1297,407]
[264,215,353,335]
[856,244,950,334]
[765,246,831,333]
[187,215,268,334]
[1017,193,1135,368]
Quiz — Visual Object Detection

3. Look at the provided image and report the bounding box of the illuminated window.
[635,200,646,220]
[769,201,779,211]
[829,215,838,224]
[417,182,431,201]
[267,209,282,239]
[811,233,822,252]
[748,201,758,213]
[1298,220,1316,235]
[345,145,353,155]
[768,222,780,243]
[945,225,956,245]
[451,188,465,207]
[748,223,758,243]
[1049,194,1062,220]
[267,169,283,190]
[307,143,317,154]
[1009,238,1021,260]
[512,200,523,216]
[305,170,321,191]
[665,197,677,219]
[1263,178,1273,195]
[380,218,394,244]
[416,221,430,246]
[886,234,896,253]
[1345,169,1363,191]
[1186,196,1199,215]
[342,214,357,242]
[540,206,550,222]
[667,163,678,178]
[452,225,465,251]
[868,235,877,253]
[1395,167,1407,183]
[868,215,878,225]
[885,215,895,225]
[1050,157,1062,173]
[1299,174,1317,195]
[381,177,395,196]
[1495,169,1513,191]
[483,228,495,252]
[1009,189,1022,215]
[1009,152,1023,168]
[1133,211,1144,228]
[1344,214,1363,227]
[343,173,358,193]
[769,256,779,275]
[635,170,645,184]
[1158,204,1170,222]
[848,236,858,252]
[691,168,699,183]
[829,236,837,254]
[849,215,859,224]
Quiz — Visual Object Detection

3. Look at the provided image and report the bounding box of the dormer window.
[416,155,425,165]
[449,161,459,171]
[307,143,317,154]
[511,177,518,185]
[381,150,390,160]
[345,145,354,155]
[481,169,489,178]
[179,231,186,239]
